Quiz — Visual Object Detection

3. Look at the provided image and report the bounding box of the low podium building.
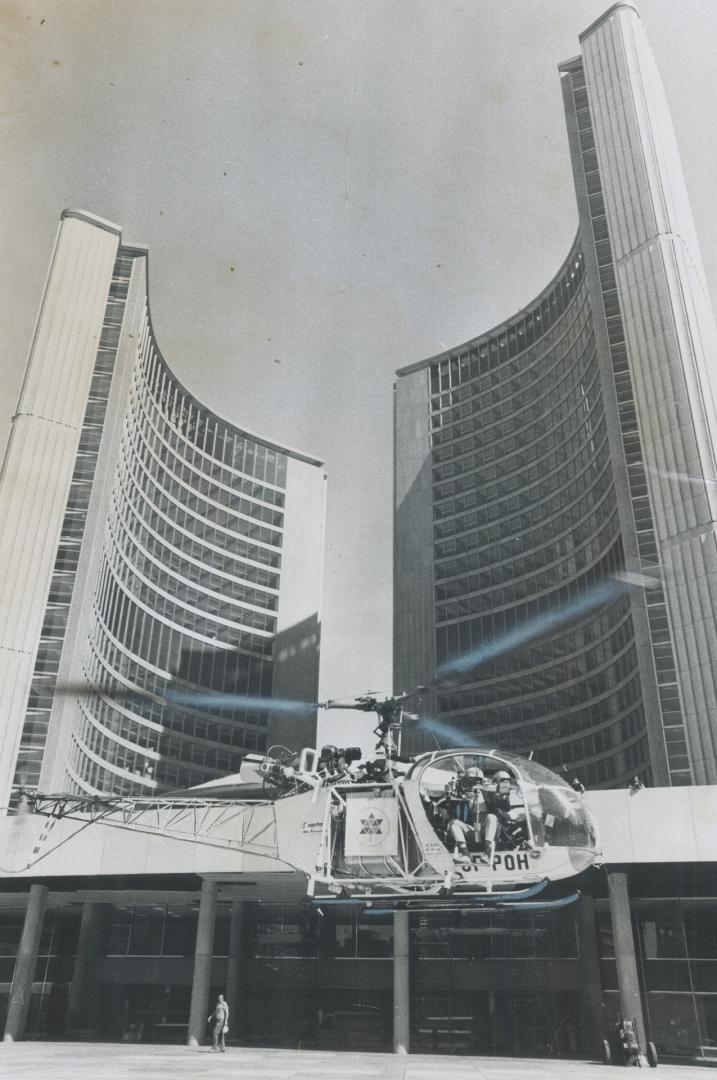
[0,787,716,1065]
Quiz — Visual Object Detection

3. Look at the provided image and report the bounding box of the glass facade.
[598,897,717,1060]
[412,905,580,1056]
[2,879,716,1062]
[412,243,650,787]
[64,251,296,796]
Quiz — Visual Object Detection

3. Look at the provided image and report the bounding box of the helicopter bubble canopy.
[407,748,597,855]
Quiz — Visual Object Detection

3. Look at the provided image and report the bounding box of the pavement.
[0,1044,712,1080]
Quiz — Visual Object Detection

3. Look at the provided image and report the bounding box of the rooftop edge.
[61,209,123,239]
[579,2,640,44]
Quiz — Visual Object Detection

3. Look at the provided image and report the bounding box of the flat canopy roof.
[0,784,715,893]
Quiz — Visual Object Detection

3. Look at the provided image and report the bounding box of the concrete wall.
[0,784,715,881]
[0,213,120,807]
[393,368,436,750]
[39,251,150,793]
[270,455,326,750]
[581,5,717,783]
[586,784,717,863]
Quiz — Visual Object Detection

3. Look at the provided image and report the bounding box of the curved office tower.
[0,211,325,803]
[395,3,717,787]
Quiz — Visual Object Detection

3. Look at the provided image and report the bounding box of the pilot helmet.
[465,766,484,783]
[493,770,512,791]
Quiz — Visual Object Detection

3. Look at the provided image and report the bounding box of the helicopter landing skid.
[360,890,581,915]
[309,878,551,909]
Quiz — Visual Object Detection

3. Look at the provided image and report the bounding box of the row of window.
[437,642,639,727]
[436,521,619,622]
[126,397,285,529]
[106,534,277,635]
[437,694,645,772]
[141,344,289,487]
[433,421,608,544]
[434,462,615,564]
[436,546,627,664]
[438,504,619,613]
[110,510,278,612]
[116,457,281,569]
[67,737,149,796]
[430,312,593,420]
[95,571,274,691]
[114,484,280,588]
[434,406,609,537]
[86,618,274,716]
[121,445,282,551]
[431,360,600,470]
[79,675,265,752]
[75,709,242,778]
[74,720,160,781]
[431,317,595,453]
[434,484,617,585]
[428,248,585,394]
[427,316,590,423]
[134,377,286,509]
[435,503,618,604]
[430,289,592,433]
[437,613,636,709]
[434,409,608,517]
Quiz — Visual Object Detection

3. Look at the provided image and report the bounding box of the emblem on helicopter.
[346,796,399,856]
[360,811,385,837]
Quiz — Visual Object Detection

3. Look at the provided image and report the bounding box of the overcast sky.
[2,1,716,754]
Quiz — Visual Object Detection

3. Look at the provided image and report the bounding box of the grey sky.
[2,1,716,754]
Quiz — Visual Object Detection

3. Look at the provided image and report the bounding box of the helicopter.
[15,688,601,912]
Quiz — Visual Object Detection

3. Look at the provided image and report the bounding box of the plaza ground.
[0,1044,712,1080]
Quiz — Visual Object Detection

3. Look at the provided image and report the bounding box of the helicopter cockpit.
[408,749,596,873]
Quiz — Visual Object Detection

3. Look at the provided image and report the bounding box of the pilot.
[438,767,487,863]
[482,770,528,862]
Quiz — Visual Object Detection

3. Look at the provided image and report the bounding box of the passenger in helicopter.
[435,767,489,863]
[482,769,529,862]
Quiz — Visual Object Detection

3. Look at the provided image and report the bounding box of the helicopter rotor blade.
[51,683,319,715]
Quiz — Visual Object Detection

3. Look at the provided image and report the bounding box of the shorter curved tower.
[0,211,325,803]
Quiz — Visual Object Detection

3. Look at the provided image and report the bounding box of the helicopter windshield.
[413,751,595,857]
[514,757,596,850]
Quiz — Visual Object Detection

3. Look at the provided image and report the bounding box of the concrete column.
[393,910,410,1055]
[3,884,49,1042]
[224,899,244,1038]
[66,901,102,1035]
[607,871,647,1053]
[187,880,218,1048]
[577,893,604,1056]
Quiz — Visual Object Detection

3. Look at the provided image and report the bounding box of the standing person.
[208,994,229,1052]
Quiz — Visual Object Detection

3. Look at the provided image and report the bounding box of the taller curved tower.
[0,211,325,803]
[395,3,717,787]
